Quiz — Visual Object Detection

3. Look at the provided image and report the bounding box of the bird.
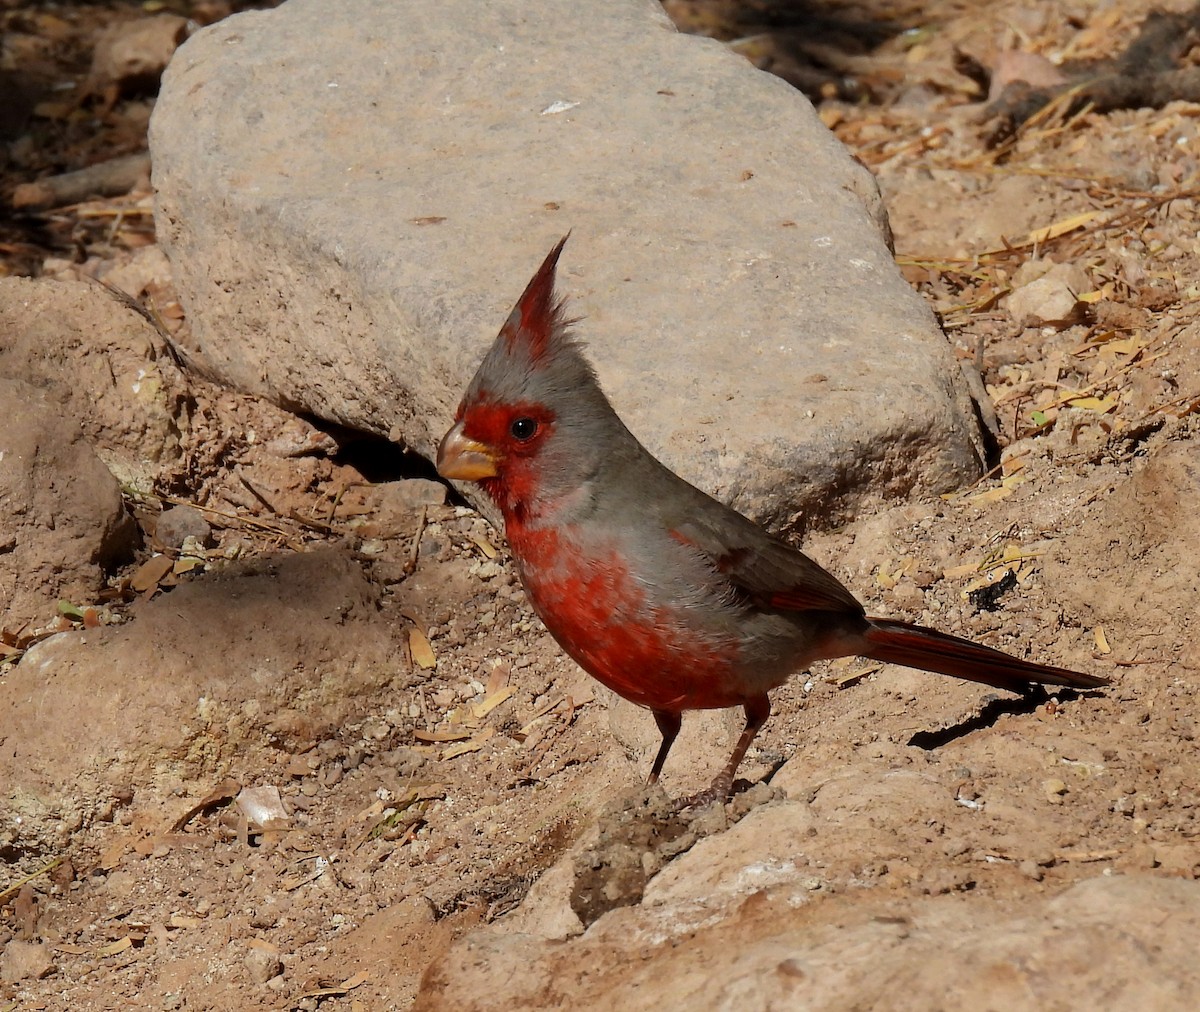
[436,235,1108,805]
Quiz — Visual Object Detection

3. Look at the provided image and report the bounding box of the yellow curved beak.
[436,421,499,481]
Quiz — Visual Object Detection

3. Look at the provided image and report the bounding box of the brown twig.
[12,152,151,210]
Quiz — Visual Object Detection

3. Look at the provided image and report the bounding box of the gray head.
[436,236,626,520]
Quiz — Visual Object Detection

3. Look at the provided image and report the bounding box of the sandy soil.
[2,1,1198,1009]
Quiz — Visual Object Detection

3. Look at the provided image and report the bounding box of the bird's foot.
[670,774,733,813]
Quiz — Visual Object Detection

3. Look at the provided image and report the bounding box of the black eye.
[510,417,538,441]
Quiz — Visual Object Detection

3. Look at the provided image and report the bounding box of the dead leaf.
[98,936,133,957]
[168,915,201,929]
[299,971,370,999]
[441,728,495,760]
[409,627,436,669]
[966,480,1017,506]
[943,561,978,579]
[471,685,517,718]
[169,778,241,831]
[441,741,483,760]
[172,554,205,575]
[835,664,881,689]
[1077,286,1109,304]
[97,838,132,872]
[130,553,173,592]
[518,696,569,737]
[413,729,471,743]
[15,885,38,940]
[1065,394,1118,412]
[981,210,1102,256]
[1099,336,1146,357]
[470,534,499,559]
[485,660,511,695]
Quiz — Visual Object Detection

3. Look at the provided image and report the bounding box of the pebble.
[155,504,213,548]
[1018,859,1044,881]
[942,839,969,858]
[1042,778,1068,804]
[244,946,283,984]
[250,906,279,929]
[0,940,56,982]
[381,477,447,509]
[1006,261,1089,327]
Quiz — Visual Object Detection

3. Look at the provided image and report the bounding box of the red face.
[437,397,557,510]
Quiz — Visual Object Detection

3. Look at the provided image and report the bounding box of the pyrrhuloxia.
[437,237,1107,803]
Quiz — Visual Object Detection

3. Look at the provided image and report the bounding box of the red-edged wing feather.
[670,514,865,617]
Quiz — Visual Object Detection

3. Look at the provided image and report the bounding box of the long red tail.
[861,617,1108,693]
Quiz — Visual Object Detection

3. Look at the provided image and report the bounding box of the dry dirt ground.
[2,1,1199,1009]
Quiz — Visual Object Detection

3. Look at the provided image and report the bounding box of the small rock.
[379,478,448,513]
[88,14,189,98]
[1042,778,1068,801]
[155,504,213,549]
[942,839,969,859]
[497,860,584,940]
[687,800,729,837]
[728,781,784,821]
[244,945,283,984]
[469,560,505,581]
[889,580,926,613]
[249,906,279,929]
[986,50,1068,103]
[918,867,975,895]
[0,940,57,982]
[1007,261,1091,327]
[264,417,340,458]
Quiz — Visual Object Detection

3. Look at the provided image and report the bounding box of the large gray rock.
[150,0,984,527]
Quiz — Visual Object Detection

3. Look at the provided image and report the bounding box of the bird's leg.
[646,709,682,785]
[676,694,771,810]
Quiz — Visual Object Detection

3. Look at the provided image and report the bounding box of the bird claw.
[670,777,732,813]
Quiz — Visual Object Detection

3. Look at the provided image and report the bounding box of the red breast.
[508,521,745,711]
